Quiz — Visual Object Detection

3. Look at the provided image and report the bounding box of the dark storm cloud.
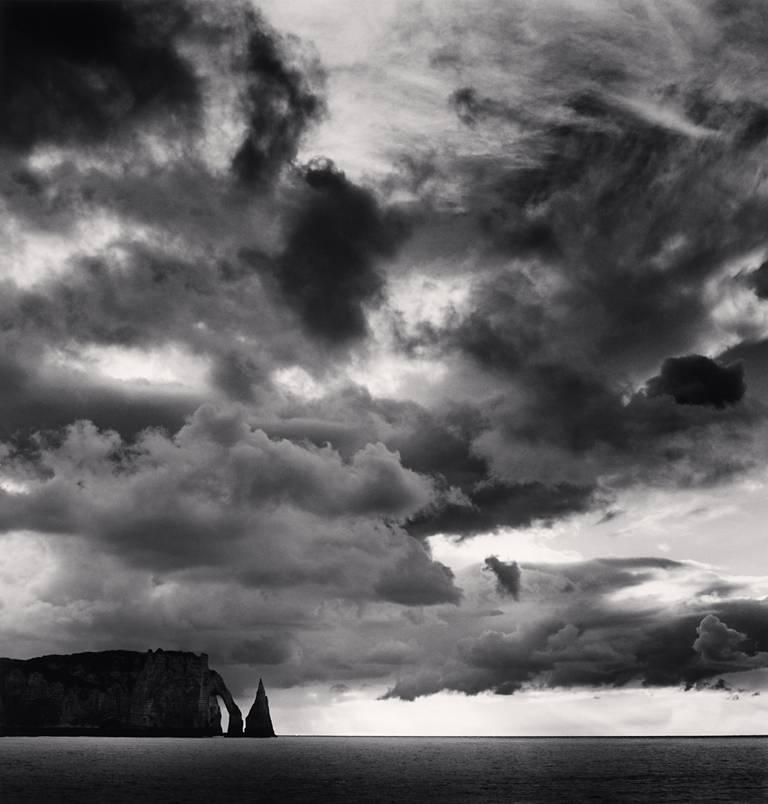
[408,480,595,538]
[0,1,331,278]
[259,392,597,536]
[394,0,768,511]
[0,239,315,410]
[391,168,765,493]
[484,556,520,600]
[0,350,197,440]
[231,13,326,186]
[375,540,461,606]
[1,250,211,348]
[210,350,270,402]
[646,355,746,409]
[0,407,455,602]
[437,94,764,374]
[401,257,762,487]
[747,261,768,299]
[465,89,683,210]
[253,373,756,537]
[319,393,597,535]
[0,1,363,417]
[0,0,200,151]
[0,252,253,411]
[693,615,749,663]
[365,397,486,485]
[256,160,409,344]
[0,3,329,262]
[463,354,761,491]
[719,338,768,403]
[354,394,593,539]
[384,558,768,700]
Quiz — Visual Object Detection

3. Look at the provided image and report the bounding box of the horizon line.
[270,734,768,739]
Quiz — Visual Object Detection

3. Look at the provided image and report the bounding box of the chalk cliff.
[244,677,276,737]
[0,649,244,736]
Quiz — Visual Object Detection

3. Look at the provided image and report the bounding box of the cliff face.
[244,677,276,737]
[0,650,244,737]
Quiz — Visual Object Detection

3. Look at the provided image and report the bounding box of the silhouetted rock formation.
[0,649,244,737]
[244,678,276,737]
[208,668,243,737]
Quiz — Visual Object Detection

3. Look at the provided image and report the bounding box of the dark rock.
[244,677,276,737]
[208,668,244,737]
[0,649,243,737]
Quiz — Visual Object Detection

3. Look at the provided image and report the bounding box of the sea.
[0,736,766,803]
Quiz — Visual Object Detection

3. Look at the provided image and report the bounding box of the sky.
[1,0,768,735]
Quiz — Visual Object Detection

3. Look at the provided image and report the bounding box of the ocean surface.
[0,736,766,803]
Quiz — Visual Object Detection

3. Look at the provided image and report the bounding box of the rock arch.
[207,669,243,737]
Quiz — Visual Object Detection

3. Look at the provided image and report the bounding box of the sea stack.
[244,678,276,737]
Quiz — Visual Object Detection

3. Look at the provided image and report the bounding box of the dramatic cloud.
[748,261,768,299]
[646,356,746,409]
[231,14,326,185]
[484,556,521,600]
[375,540,462,606]
[258,160,409,343]
[694,615,748,663]
[384,558,768,700]
[2,0,768,729]
[0,0,200,151]
[374,0,768,522]
[0,408,441,577]
[0,353,197,440]
[409,480,595,539]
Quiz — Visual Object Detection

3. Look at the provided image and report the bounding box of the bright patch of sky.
[249,683,768,736]
[47,344,211,392]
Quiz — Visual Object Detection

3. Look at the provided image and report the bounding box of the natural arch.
[208,669,243,737]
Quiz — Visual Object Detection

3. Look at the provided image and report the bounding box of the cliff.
[0,649,244,737]
[244,677,276,737]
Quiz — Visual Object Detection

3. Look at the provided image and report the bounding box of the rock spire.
[244,677,276,737]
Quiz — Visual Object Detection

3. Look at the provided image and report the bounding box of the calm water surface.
[0,736,766,803]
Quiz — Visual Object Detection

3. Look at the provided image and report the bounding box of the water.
[0,736,766,803]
